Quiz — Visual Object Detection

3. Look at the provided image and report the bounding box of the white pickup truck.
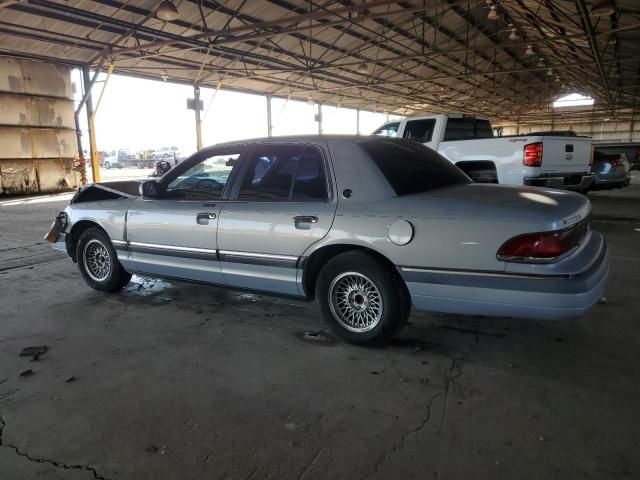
[373,114,594,190]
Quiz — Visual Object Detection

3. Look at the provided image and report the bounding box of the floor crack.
[440,358,462,431]
[0,416,109,480]
[361,392,441,479]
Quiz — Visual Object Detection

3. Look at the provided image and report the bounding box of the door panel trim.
[114,240,299,267]
[114,240,219,261]
[218,250,298,268]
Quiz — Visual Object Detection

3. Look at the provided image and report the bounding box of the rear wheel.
[316,251,410,346]
[104,161,111,169]
[76,227,131,292]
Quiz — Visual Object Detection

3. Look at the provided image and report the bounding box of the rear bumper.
[591,172,631,189]
[524,174,593,191]
[399,233,609,320]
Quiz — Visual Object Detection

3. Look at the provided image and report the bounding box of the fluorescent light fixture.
[156,1,179,21]
[487,5,499,20]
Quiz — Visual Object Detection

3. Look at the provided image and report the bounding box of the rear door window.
[238,144,329,202]
[443,117,494,141]
[402,119,436,142]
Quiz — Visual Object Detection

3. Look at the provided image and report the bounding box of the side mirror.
[139,180,159,198]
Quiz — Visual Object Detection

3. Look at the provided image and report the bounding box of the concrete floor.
[1,183,639,480]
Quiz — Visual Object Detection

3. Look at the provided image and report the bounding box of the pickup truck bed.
[373,114,594,190]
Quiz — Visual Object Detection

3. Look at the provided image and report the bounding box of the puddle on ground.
[125,275,174,297]
[232,293,261,303]
[296,330,337,346]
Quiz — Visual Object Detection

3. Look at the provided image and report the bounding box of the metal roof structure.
[1,0,639,123]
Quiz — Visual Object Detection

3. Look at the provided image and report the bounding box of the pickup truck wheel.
[76,227,131,292]
[317,251,410,346]
[104,161,111,169]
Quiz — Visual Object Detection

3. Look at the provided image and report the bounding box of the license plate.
[44,212,67,243]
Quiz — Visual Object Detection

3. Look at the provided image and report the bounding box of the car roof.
[205,134,411,150]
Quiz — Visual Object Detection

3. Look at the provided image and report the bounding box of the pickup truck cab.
[373,114,594,190]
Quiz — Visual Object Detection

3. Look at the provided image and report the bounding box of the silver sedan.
[46,136,609,345]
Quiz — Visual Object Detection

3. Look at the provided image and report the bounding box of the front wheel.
[76,227,131,292]
[316,251,410,346]
[104,162,111,169]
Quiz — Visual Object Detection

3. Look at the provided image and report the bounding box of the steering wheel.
[195,178,223,189]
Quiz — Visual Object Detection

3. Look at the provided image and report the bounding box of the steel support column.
[194,84,203,150]
[317,102,323,135]
[81,66,95,181]
[356,108,360,135]
[266,95,273,137]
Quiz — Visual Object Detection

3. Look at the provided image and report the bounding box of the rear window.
[444,117,494,141]
[403,119,436,142]
[361,140,470,196]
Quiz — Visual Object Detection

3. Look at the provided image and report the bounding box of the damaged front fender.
[71,180,140,204]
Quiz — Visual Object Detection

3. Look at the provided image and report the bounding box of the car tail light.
[497,221,589,262]
[524,142,543,167]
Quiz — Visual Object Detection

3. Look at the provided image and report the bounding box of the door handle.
[293,216,318,229]
[293,215,318,224]
[196,212,217,225]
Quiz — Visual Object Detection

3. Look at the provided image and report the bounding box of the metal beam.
[576,0,615,108]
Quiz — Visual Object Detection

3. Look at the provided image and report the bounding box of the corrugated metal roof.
[0,0,638,122]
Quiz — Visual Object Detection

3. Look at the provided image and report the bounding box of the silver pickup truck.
[46,136,609,345]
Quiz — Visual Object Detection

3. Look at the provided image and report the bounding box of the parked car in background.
[591,143,640,171]
[373,114,594,191]
[47,136,608,346]
[589,150,631,190]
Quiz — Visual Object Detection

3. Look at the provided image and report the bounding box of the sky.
[73,71,396,156]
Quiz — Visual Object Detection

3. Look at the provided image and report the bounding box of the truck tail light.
[497,221,589,262]
[524,142,543,167]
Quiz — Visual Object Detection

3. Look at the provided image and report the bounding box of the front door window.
[166,153,240,201]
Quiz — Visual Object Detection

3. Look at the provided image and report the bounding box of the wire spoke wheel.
[83,239,112,282]
[328,272,384,333]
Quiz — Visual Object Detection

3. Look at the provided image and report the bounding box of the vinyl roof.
[1,0,638,122]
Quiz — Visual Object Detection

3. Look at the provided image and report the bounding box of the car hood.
[391,183,590,231]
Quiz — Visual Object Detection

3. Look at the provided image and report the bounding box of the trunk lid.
[395,183,591,232]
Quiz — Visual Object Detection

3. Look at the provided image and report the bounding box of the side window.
[238,144,303,201]
[166,152,239,200]
[238,144,329,202]
[292,147,328,202]
[372,122,400,137]
[403,119,436,142]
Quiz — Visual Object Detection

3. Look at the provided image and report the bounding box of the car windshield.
[361,139,470,196]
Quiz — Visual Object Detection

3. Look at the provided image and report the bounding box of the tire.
[76,227,131,292]
[104,162,111,169]
[316,251,410,346]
